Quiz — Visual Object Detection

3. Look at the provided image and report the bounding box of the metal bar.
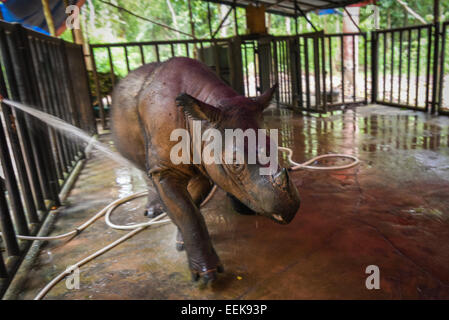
[139,45,145,65]
[406,29,412,106]
[185,43,189,57]
[124,45,130,72]
[390,31,395,103]
[0,177,20,256]
[89,46,106,129]
[304,37,311,109]
[271,40,280,106]
[431,22,440,114]
[297,37,303,108]
[107,46,116,87]
[438,23,447,114]
[340,34,344,104]
[155,45,160,62]
[398,30,403,103]
[425,27,432,112]
[383,32,387,101]
[364,34,368,103]
[321,36,327,111]
[313,35,321,108]
[352,34,356,102]
[0,250,7,278]
[328,37,333,103]
[415,28,422,108]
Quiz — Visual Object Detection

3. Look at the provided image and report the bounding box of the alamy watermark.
[169,120,279,176]
[365,265,380,290]
[66,5,80,30]
[65,265,80,290]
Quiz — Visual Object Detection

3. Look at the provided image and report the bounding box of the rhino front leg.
[151,171,222,284]
[176,175,213,251]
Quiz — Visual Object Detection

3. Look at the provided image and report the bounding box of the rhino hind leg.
[227,194,257,215]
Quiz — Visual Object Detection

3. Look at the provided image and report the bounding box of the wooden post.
[41,0,56,36]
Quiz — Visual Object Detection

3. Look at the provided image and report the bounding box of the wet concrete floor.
[14,105,449,299]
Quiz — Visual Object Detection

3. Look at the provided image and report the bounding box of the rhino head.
[175,86,300,225]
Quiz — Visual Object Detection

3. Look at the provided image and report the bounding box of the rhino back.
[111,63,161,170]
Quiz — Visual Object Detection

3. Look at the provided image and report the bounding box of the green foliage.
[74,1,448,78]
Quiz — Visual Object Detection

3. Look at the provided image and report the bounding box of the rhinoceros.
[111,57,300,283]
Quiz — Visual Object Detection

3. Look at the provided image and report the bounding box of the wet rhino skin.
[111,57,300,284]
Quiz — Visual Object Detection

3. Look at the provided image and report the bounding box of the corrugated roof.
[201,0,364,17]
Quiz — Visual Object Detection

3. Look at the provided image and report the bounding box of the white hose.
[278,147,360,171]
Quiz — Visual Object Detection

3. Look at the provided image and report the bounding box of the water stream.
[2,99,136,169]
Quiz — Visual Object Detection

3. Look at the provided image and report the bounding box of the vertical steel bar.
[155,45,160,62]
[398,31,403,103]
[352,34,356,102]
[139,45,145,65]
[107,46,116,87]
[390,31,395,103]
[89,46,106,129]
[340,34,344,104]
[383,32,387,101]
[406,29,412,106]
[0,178,20,256]
[297,37,303,108]
[438,23,447,113]
[431,23,440,114]
[0,250,7,278]
[124,45,130,72]
[328,36,333,103]
[304,37,311,109]
[364,34,368,103]
[416,28,422,108]
[425,27,432,112]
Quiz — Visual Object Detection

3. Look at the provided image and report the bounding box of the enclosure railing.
[89,23,449,127]
[89,37,244,128]
[372,24,435,112]
[0,21,95,297]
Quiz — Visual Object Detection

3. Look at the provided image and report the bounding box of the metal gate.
[372,24,435,112]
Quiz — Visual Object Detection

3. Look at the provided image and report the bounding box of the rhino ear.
[176,93,222,122]
[254,84,278,111]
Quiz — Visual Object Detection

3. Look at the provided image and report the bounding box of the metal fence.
[90,37,245,128]
[0,22,95,296]
[372,24,434,111]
